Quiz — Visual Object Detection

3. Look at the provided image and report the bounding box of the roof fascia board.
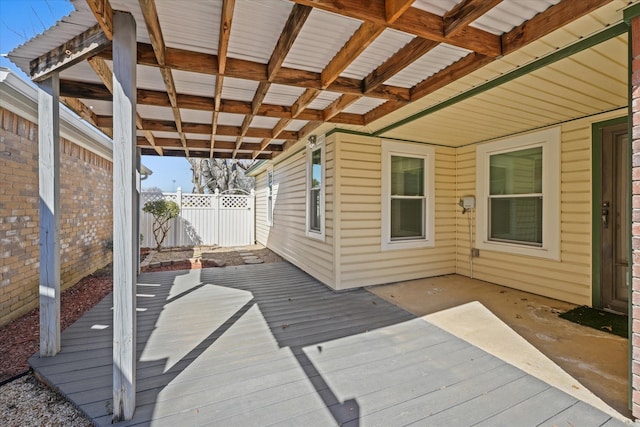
[374,21,628,137]
[0,68,113,160]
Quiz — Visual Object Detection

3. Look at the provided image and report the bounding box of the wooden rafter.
[60,96,112,137]
[138,137,284,152]
[139,0,189,156]
[289,0,502,57]
[85,0,113,40]
[30,25,110,82]
[235,4,312,158]
[321,22,385,89]
[385,0,414,23]
[443,0,503,37]
[95,44,411,102]
[86,57,163,155]
[212,0,235,157]
[58,79,364,125]
[362,37,438,94]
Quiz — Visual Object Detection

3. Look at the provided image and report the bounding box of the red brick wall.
[0,108,113,326]
[632,15,640,420]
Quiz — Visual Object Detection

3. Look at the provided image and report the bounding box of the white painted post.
[38,74,61,357]
[250,189,256,244]
[112,11,137,422]
[176,187,182,246]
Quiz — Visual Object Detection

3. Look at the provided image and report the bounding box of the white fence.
[140,189,255,248]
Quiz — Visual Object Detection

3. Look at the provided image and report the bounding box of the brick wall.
[0,107,113,326]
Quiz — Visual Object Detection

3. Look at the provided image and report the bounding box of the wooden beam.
[30,25,110,82]
[139,0,189,156]
[111,11,137,422]
[292,88,321,118]
[37,74,61,358]
[385,0,413,23]
[364,99,403,124]
[141,147,272,159]
[502,0,613,55]
[323,94,359,121]
[321,22,385,89]
[87,57,163,155]
[362,37,438,94]
[97,43,411,101]
[212,0,235,157]
[443,0,502,37]
[139,137,285,151]
[289,0,502,57]
[410,52,493,101]
[86,0,114,39]
[268,4,312,80]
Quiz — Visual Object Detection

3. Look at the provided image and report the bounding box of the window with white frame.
[476,127,560,260]
[381,141,435,251]
[266,169,274,226]
[306,137,325,240]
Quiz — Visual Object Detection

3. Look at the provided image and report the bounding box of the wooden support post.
[112,11,137,422]
[38,74,61,357]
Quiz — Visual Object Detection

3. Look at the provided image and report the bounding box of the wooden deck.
[30,262,628,426]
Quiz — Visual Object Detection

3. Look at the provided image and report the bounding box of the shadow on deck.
[30,262,629,426]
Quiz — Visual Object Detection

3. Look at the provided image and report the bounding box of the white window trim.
[266,167,274,227]
[306,136,325,241]
[381,140,435,251]
[476,127,560,260]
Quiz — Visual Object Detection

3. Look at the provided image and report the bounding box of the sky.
[0,0,195,192]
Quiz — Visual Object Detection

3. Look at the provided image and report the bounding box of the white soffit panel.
[342,97,386,115]
[250,116,281,129]
[385,44,471,88]
[173,70,217,97]
[137,64,167,92]
[181,109,215,124]
[242,137,263,144]
[285,119,308,132]
[473,0,562,35]
[215,135,237,142]
[217,112,245,126]
[155,0,221,55]
[412,0,561,35]
[227,0,293,63]
[186,133,211,140]
[307,91,342,110]
[220,77,259,102]
[340,28,415,80]
[59,61,104,84]
[138,104,175,121]
[282,8,362,73]
[263,84,306,106]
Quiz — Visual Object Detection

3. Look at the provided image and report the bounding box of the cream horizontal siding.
[335,133,456,290]
[456,111,625,305]
[254,173,268,246]
[255,140,335,288]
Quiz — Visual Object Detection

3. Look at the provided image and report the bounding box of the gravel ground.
[0,245,281,426]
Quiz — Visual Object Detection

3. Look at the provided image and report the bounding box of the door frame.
[591,116,630,310]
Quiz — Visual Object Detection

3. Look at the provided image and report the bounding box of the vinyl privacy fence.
[140,189,255,248]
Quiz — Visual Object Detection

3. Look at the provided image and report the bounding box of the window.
[476,127,560,260]
[306,137,325,240]
[382,141,435,250]
[266,169,273,226]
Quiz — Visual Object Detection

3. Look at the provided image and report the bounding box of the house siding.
[456,111,624,305]
[255,139,335,288]
[0,108,113,326]
[336,133,457,290]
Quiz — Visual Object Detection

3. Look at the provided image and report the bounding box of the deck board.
[29,262,628,426]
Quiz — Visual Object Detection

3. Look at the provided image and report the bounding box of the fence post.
[250,189,256,245]
[214,188,220,246]
[176,187,182,246]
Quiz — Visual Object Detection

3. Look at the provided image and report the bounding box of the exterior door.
[601,123,629,313]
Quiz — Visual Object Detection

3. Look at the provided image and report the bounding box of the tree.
[187,158,255,194]
[142,200,180,251]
